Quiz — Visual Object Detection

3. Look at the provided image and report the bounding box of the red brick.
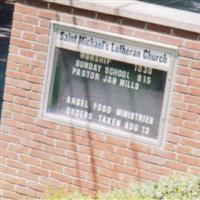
[185,40,200,51]
[33,134,55,146]
[175,74,187,84]
[102,151,124,164]
[15,96,29,106]
[2,190,23,200]
[41,161,63,172]
[159,35,184,46]
[34,26,49,35]
[10,38,32,49]
[122,18,145,29]
[182,111,199,121]
[191,60,200,69]
[52,155,76,168]
[44,129,68,141]
[191,69,200,78]
[165,160,189,172]
[166,133,180,144]
[164,142,176,152]
[44,145,65,156]
[176,66,192,76]
[184,95,200,105]
[152,148,176,160]
[150,165,172,176]
[147,23,170,34]
[13,21,34,32]
[11,29,21,38]
[37,35,49,44]
[184,121,200,130]
[19,64,33,74]
[9,143,30,154]
[73,179,97,191]
[196,52,200,60]
[9,45,19,54]
[92,141,114,153]
[13,12,24,21]
[5,175,26,187]
[177,57,191,67]
[2,150,17,160]
[50,3,71,13]
[190,87,200,96]
[109,25,133,35]
[93,158,113,170]
[187,78,200,87]
[2,166,17,176]
[67,151,91,163]
[31,60,45,68]
[23,32,37,41]
[138,153,164,165]
[2,134,20,144]
[50,172,72,184]
[128,142,151,154]
[40,177,64,188]
[166,125,180,136]
[39,18,51,28]
[7,159,27,171]
[36,52,47,61]
[23,15,38,25]
[29,166,49,176]
[14,113,34,124]
[180,138,200,149]
[86,19,109,31]
[114,146,137,158]
[187,104,200,114]
[20,138,43,150]
[179,48,196,59]
[15,3,37,15]
[173,85,189,95]
[15,185,39,198]
[178,154,200,167]
[27,74,43,84]
[18,169,39,182]
[134,30,159,41]
[170,109,183,118]
[74,7,96,18]
[33,68,44,76]
[190,167,200,175]
[176,145,192,155]
[38,9,59,20]
[33,43,47,52]
[137,170,160,182]
[30,149,51,161]
[173,29,198,40]
[1,181,14,191]
[192,149,200,158]
[27,181,45,192]
[31,84,43,93]
[179,127,197,138]
[168,116,184,126]
[19,155,41,166]
[113,163,137,176]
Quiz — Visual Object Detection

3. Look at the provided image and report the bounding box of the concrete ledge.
[42,0,200,34]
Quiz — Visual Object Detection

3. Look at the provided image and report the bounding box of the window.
[42,22,177,145]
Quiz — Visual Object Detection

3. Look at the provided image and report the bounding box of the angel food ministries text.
[59,31,168,64]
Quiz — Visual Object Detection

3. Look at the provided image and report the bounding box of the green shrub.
[42,174,200,200]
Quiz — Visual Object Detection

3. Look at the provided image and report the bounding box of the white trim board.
[43,0,200,34]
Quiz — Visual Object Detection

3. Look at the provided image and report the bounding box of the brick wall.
[1,0,200,199]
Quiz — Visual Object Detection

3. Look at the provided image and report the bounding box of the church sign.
[42,22,177,145]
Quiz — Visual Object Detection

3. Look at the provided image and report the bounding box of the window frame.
[40,21,178,146]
